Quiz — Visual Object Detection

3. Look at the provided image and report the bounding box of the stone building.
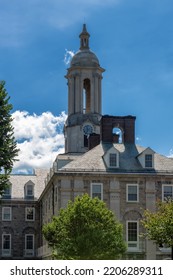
[1,24,173,260]
[0,169,47,259]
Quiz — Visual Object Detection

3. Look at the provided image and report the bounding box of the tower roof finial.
[79,24,90,50]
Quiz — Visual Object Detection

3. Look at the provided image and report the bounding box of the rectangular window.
[2,207,12,221]
[126,221,138,250]
[127,184,138,202]
[25,234,34,256]
[162,185,173,201]
[91,183,103,200]
[25,207,35,221]
[25,185,34,198]
[145,154,153,168]
[109,153,117,167]
[27,185,33,196]
[2,234,11,256]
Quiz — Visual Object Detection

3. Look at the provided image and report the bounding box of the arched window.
[112,127,123,143]
[83,79,91,113]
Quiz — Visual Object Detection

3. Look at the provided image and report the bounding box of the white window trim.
[2,234,11,256]
[162,184,173,202]
[2,207,12,221]
[90,183,103,200]
[25,234,34,257]
[25,207,35,221]
[126,220,139,251]
[126,184,139,203]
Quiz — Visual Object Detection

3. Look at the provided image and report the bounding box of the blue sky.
[0,0,173,172]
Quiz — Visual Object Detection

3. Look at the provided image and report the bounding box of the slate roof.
[59,143,173,174]
[9,169,48,200]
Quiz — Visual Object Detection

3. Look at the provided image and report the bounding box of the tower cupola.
[64,24,105,153]
[70,24,100,68]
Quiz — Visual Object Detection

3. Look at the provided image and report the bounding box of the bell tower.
[64,24,105,153]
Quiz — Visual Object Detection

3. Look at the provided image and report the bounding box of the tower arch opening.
[112,127,123,143]
[83,78,91,114]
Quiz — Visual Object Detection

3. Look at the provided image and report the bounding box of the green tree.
[0,81,19,195]
[43,194,126,259]
[142,199,173,259]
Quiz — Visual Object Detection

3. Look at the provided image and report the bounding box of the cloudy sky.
[0,0,173,172]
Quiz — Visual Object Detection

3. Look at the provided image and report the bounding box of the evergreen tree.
[43,194,126,259]
[0,81,19,195]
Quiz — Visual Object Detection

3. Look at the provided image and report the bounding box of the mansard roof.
[8,169,48,200]
[59,143,173,174]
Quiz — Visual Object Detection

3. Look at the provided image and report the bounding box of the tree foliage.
[142,199,173,259]
[43,194,126,259]
[0,81,19,195]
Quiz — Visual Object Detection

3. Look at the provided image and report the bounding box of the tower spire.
[79,24,90,50]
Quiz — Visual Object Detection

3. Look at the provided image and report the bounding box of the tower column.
[90,76,95,113]
[98,76,102,114]
[94,74,99,113]
[75,75,81,113]
[68,76,75,115]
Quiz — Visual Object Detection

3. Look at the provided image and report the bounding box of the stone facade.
[38,139,173,260]
[0,169,47,259]
[1,24,173,260]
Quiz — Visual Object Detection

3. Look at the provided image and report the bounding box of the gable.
[137,147,155,169]
[103,146,119,168]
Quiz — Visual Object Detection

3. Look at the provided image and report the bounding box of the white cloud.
[12,110,67,172]
[64,49,75,66]
[168,148,173,158]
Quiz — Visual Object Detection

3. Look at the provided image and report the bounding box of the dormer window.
[145,154,153,168]
[2,184,11,199]
[109,153,117,167]
[26,185,33,196]
[103,146,119,169]
[137,147,155,169]
[24,182,34,199]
